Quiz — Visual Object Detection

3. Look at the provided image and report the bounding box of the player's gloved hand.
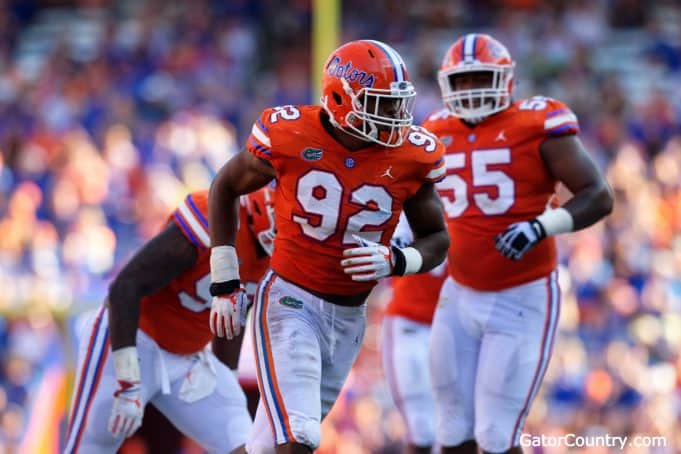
[342,234,421,281]
[495,219,547,260]
[341,235,395,281]
[209,245,246,340]
[209,287,248,340]
[108,380,143,438]
[108,347,143,438]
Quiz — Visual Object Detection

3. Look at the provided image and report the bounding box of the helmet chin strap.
[341,79,363,111]
[343,112,376,142]
[341,79,383,142]
[320,95,341,128]
[321,95,366,142]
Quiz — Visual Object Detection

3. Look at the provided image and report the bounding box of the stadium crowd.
[0,0,680,452]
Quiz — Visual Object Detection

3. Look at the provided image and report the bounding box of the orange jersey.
[423,97,579,291]
[247,105,446,295]
[138,191,270,354]
[386,261,447,324]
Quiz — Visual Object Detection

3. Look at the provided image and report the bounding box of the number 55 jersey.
[247,105,446,295]
[423,97,579,291]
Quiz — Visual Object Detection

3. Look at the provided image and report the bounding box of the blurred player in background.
[381,213,447,454]
[64,186,276,454]
[425,34,613,454]
[207,39,449,453]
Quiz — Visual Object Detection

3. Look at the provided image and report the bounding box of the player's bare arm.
[105,222,198,437]
[108,222,198,351]
[208,149,275,248]
[540,135,614,229]
[403,182,450,272]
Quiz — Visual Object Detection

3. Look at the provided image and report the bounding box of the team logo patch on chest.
[302,148,323,161]
[345,158,355,168]
[279,296,304,309]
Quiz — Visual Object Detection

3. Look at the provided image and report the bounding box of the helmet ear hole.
[332,92,342,105]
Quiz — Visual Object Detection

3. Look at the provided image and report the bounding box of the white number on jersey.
[438,148,514,218]
[407,127,438,152]
[439,153,467,218]
[293,170,393,244]
[178,274,211,312]
[293,171,343,241]
[344,184,392,244]
[427,108,451,122]
[269,105,301,123]
[472,149,514,215]
[519,96,551,111]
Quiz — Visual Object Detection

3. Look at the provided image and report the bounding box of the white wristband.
[112,346,141,383]
[402,247,423,275]
[210,245,240,283]
[536,207,574,236]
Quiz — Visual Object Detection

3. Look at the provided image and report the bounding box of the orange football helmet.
[438,33,515,122]
[242,184,276,256]
[321,40,416,147]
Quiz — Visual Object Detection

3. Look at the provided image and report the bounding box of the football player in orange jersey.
[64,186,275,454]
[207,40,450,453]
[381,213,447,454]
[424,34,613,454]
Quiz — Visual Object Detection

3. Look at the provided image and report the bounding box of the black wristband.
[209,279,241,296]
[391,246,407,276]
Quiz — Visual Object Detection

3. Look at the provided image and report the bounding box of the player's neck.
[320,112,374,151]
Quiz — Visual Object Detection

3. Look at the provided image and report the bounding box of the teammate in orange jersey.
[424,34,613,454]
[207,40,450,453]
[64,186,275,454]
[381,214,447,454]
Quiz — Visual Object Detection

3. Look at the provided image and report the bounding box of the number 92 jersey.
[247,105,446,295]
[423,97,579,291]
[138,191,270,354]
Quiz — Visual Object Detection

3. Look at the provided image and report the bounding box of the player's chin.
[376,126,408,146]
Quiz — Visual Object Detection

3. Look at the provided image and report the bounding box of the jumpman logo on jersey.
[379,166,395,179]
[495,130,507,142]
